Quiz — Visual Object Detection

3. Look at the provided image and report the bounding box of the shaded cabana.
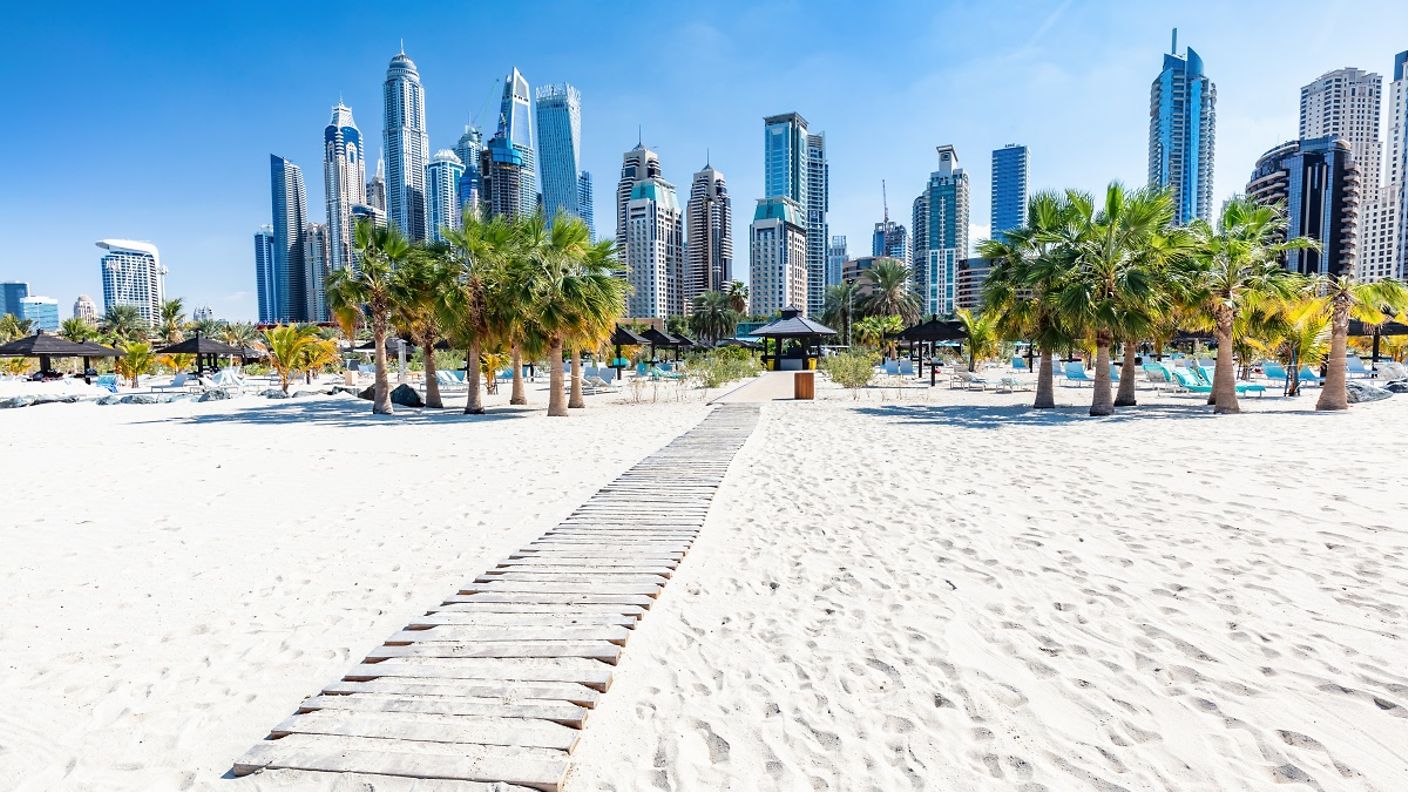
[0,331,119,378]
[639,326,681,362]
[1349,318,1408,366]
[153,331,243,375]
[895,316,967,385]
[609,325,649,378]
[749,307,836,371]
[717,337,762,350]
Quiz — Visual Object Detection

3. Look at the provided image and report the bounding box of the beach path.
[231,404,760,791]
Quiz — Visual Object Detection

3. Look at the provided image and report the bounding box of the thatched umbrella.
[895,316,967,384]
[153,331,243,375]
[609,325,649,378]
[0,330,119,378]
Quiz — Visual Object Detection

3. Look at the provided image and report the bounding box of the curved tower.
[324,102,366,272]
[383,50,430,241]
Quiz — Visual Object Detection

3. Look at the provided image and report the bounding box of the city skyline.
[7,2,1408,320]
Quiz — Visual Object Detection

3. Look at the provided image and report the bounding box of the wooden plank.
[322,678,600,708]
[299,693,589,728]
[366,641,623,665]
[387,624,631,644]
[477,573,669,586]
[444,592,656,607]
[233,734,563,791]
[420,605,645,621]
[489,565,676,577]
[348,657,614,690]
[461,581,664,596]
[509,551,685,561]
[270,709,580,751]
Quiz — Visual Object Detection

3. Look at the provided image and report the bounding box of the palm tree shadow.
[137,396,529,428]
[852,401,1225,428]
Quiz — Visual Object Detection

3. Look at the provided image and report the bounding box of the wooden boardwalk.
[233,405,760,791]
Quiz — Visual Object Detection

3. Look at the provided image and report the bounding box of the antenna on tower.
[1171,28,1178,55]
[638,124,643,147]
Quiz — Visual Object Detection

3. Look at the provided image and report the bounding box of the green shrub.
[821,350,876,393]
[687,348,763,389]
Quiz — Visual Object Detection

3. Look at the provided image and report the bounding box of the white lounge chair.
[151,373,191,392]
[1346,355,1371,379]
[949,369,991,390]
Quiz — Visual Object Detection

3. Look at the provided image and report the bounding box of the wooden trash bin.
[794,371,815,400]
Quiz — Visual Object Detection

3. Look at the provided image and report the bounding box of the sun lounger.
[1377,361,1408,381]
[949,370,991,390]
[1297,366,1322,387]
[995,375,1030,393]
[151,373,191,392]
[898,360,915,377]
[1346,355,1371,379]
[1011,356,1030,372]
[1142,363,1172,390]
[1062,361,1094,387]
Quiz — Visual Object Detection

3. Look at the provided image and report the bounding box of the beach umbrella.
[609,325,649,377]
[0,330,120,376]
[895,316,966,383]
[153,331,243,375]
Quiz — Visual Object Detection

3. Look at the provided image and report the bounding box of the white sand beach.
[2,383,1406,791]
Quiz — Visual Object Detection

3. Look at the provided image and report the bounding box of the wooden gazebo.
[749,307,836,371]
[0,331,119,378]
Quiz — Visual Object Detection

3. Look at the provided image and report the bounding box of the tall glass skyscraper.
[1,282,28,318]
[1148,29,1216,226]
[912,145,969,317]
[97,240,165,326]
[324,102,366,273]
[991,144,1029,241]
[269,154,308,321]
[481,68,540,220]
[826,235,847,288]
[762,113,826,315]
[1247,137,1362,277]
[454,125,483,218]
[426,150,464,243]
[383,50,430,241]
[685,163,732,308]
[536,83,594,237]
[303,222,329,322]
[253,225,276,323]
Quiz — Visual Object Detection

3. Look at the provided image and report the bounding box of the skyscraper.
[73,294,97,322]
[912,145,970,317]
[685,163,733,308]
[1361,52,1408,282]
[454,125,483,218]
[270,154,308,322]
[1300,68,1382,201]
[97,240,165,325]
[992,144,1029,240]
[762,113,827,315]
[827,235,848,288]
[367,156,387,213]
[616,143,661,262]
[805,133,829,316]
[871,220,911,263]
[324,102,366,274]
[1,282,27,318]
[303,222,329,322]
[383,50,430,241]
[19,297,59,332]
[1148,29,1216,225]
[624,177,684,318]
[537,84,594,237]
[254,225,276,323]
[426,149,464,243]
[1247,137,1361,277]
[749,197,808,316]
[481,68,539,220]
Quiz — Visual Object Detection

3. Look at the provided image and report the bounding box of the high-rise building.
[254,225,276,323]
[749,197,808,316]
[351,204,387,231]
[762,113,826,315]
[1246,136,1361,277]
[97,239,165,325]
[616,143,661,262]
[912,145,970,317]
[426,149,464,243]
[192,305,214,322]
[323,102,366,274]
[481,68,539,220]
[991,144,1029,240]
[871,220,911,263]
[383,50,430,241]
[1,281,28,318]
[1148,29,1216,225]
[453,125,483,218]
[827,235,847,287]
[72,294,97,321]
[684,163,732,310]
[367,156,387,213]
[1361,52,1408,282]
[537,83,594,237]
[270,154,308,321]
[303,222,329,322]
[1300,68,1382,201]
[624,177,684,319]
[19,297,58,332]
[805,133,829,316]
[956,258,993,311]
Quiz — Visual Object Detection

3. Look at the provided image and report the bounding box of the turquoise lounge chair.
[95,373,119,393]
[1298,366,1322,387]
[1011,356,1029,372]
[1170,368,1212,394]
[1062,361,1094,387]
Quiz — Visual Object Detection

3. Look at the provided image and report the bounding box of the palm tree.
[192,317,224,338]
[725,281,749,315]
[1259,297,1329,396]
[566,238,627,409]
[442,211,515,414]
[1052,183,1176,416]
[262,324,320,394]
[298,336,340,385]
[1310,274,1408,410]
[859,258,920,324]
[101,304,147,344]
[392,244,456,408]
[1186,197,1314,414]
[59,317,98,343]
[327,219,410,414]
[158,298,186,343]
[820,281,863,346]
[853,314,903,356]
[0,314,34,341]
[115,341,155,387]
[487,217,543,406]
[955,309,1002,372]
[979,192,1078,409]
[688,291,737,345]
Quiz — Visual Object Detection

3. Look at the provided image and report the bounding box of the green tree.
[327,219,410,414]
[158,298,186,343]
[114,341,155,387]
[262,324,320,394]
[392,244,457,408]
[101,304,147,344]
[441,211,513,415]
[724,280,749,314]
[688,291,738,345]
[1310,274,1408,410]
[820,281,863,346]
[955,309,1002,372]
[60,317,98,343]
[1185,197,1314,414]
[853,314,903,356]
[859,258,920,325]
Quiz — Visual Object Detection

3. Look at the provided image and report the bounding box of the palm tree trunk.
[1212,309,1239,414]
[371,318,393,415]
[464,340,484,414]
[510,344,527,405]
[1089,333,1115,416]
[423,341,442,409]
[1316,301,1350,411]
[547,337,567,417]
[568,346,585,409]
[1115,339,1137,407]
[1034,347,1056,409]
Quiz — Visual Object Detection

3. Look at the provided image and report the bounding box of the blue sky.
[5,1,1407,321]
